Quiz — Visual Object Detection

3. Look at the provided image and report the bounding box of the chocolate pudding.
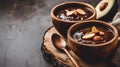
[56,6,93,21]
[73,26,114,44]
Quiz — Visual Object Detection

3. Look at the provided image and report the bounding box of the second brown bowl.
[67,20,118,61]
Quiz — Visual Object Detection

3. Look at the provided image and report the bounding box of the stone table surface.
[0,0,119,67]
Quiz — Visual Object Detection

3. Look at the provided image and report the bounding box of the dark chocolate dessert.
[56,6,93,21]
[73,26,114,44]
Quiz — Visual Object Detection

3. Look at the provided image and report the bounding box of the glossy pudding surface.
[73,25,114,44]
[56,5,93,21]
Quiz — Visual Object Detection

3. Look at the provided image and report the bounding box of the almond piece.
[66,10,78,16]
[82,32,95,40]
[91,26,99,33]
[93,36,101,41]
[73,10,78,15]
[99,31,105,36]
[66,10,74,16]
[76,9,86,15]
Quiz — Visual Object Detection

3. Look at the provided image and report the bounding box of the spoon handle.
[62,48,80,67]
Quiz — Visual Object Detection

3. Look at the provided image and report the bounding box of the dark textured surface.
[0,0,119,67]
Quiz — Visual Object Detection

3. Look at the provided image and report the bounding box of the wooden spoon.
[52,33,80,67]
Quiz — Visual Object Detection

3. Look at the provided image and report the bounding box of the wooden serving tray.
[41,26,119,67]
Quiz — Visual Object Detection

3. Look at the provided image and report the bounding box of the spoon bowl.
[52,33,80,67]
[52,33,66,49]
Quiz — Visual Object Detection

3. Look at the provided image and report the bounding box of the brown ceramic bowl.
[51,2,96,38]
[67,20,118,61]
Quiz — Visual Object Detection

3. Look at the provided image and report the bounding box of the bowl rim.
[67,20,118,47]
[51,1,96,23]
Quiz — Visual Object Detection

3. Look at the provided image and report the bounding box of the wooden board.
[41,26,116,67]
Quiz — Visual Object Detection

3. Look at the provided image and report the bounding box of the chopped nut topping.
[82,26,106,41]
[93,36,101,41]
[82,32,95,40]
[66,10,75,16]
[99,31,105,36]
[66,9,86,16]
[76,9,86,15]
[73,10,78,15]
[91,26,99,33]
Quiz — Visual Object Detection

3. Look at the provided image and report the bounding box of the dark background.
[0,0,119,67]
